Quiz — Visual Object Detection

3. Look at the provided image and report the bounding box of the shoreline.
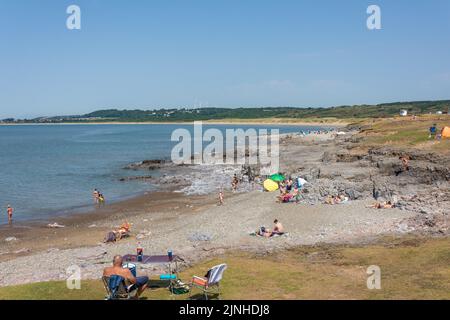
[0,127,336,228]
[0,190,216,262]
[0,126,448,287]
[0,120,348,127]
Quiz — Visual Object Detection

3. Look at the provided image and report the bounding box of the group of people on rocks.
[277,177,302,204]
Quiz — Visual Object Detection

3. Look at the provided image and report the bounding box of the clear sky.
[1,0,450,118]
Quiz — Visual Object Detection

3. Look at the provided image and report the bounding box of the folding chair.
[189,263,227,300]
[102,275,137,300]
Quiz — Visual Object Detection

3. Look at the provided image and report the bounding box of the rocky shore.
[0,126,448,287]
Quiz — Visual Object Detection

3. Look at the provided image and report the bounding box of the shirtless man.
[103,255,148,298]
[272,219,284,235]
[7,205,13,223]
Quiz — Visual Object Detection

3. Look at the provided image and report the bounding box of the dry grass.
[357,115,450,153]
[1,236,449,300]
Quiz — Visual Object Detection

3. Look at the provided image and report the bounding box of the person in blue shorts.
[103,255,148,298]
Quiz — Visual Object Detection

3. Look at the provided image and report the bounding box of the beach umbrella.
[270,173,285,182]
[263,179,279,192]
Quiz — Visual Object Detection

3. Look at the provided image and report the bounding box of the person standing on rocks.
[400,155,410,171]
[6,205,13,224]
[231,174,239,192]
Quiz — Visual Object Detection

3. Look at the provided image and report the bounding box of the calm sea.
[0,123,324,223]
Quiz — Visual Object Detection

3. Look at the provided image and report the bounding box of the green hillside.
[3,100,449,123]
[81,100,450,122]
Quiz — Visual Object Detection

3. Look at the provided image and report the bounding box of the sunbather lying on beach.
[325,195,349,205]
[277,191,293,203]
[367,201,395,209]
[255,220,285,238]
[104,221,131,243]
[255,226,272,237]
[117,221,131,239]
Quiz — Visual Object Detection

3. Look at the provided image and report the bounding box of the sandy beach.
[0,127,448,287]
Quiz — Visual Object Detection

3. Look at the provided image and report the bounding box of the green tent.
[269,173,285,182]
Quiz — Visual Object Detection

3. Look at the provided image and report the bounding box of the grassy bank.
[1,236,449,300]
[355,115,450,153]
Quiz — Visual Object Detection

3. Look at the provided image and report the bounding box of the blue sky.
[1,0,450,118]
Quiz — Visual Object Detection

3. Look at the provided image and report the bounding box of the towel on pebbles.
[188,232,212,242]
[48,222,65,228]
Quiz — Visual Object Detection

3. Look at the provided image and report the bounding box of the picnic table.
[123,254,180,293]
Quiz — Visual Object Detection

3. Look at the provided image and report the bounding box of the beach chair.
[102,275,137,300]
[189,263,227,300]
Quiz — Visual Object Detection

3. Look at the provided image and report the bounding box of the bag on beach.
[105,231,116,243]
[172,280,190,295]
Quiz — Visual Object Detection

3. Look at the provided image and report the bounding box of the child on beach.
[7,205,13,223]
[98,193,105,205]
[218,190,224,206]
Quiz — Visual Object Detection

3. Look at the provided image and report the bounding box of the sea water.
[0,123,323,223]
